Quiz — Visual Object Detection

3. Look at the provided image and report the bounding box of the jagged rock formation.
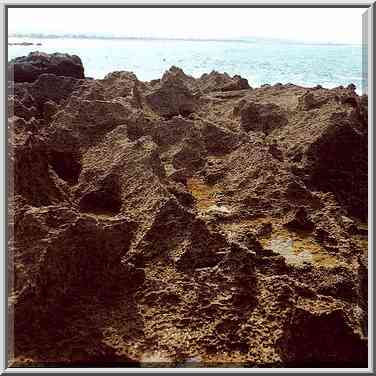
[7,56,368,368]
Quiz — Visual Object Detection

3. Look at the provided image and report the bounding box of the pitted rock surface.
[8,56,368,367]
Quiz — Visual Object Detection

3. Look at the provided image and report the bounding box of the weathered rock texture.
[8,57,368,368]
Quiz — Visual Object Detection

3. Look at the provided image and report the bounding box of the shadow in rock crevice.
[49,150,82,185]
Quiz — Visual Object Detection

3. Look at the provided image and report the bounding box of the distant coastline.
[9,41,42,46]
[8,33,358,46]
[9,33,251,44]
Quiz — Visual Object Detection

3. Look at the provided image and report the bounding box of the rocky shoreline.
[9,42,42,47]
[8,52,368,367]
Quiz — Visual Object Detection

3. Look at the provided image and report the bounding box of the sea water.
[8,37,364,94]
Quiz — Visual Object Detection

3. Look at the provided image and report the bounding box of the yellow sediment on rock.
[351,227,368,256]
[221,215,273,232]
[186,177,219,210]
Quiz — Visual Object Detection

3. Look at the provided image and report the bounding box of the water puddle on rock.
[185,179,347,268]
[222,216,345,268]
[261,226,344,268]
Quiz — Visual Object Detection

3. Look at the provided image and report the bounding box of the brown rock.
[8,59,368,366]
[198,70,250,93]
[145,68,197,118]
[235,100,288,134]
[277,298,367,366]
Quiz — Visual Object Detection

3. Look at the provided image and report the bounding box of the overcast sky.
[8,7,365,44]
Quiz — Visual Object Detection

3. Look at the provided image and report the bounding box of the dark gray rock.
[9,51,85,83]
